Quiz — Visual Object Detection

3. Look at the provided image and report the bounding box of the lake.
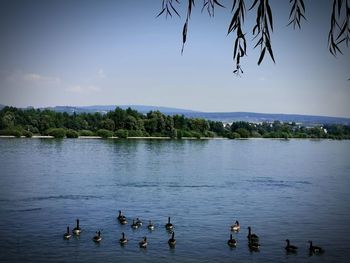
[0,138,349,262]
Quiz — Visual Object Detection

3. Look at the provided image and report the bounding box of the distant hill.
[181,112,350,125]
[45,105,197,114]
[45,105,350,125]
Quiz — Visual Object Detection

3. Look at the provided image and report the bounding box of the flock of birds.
[63,210,325,255]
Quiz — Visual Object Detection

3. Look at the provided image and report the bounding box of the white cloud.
[23,73,60,84]
[66,85,101,93]
[3,71,60,85]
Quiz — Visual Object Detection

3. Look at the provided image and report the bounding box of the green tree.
[96,129,113,138]
[66,129,79,138]
[236,128,250,138]
[100,118,115,131]
[125,115,139,130]
[1,111,15,128]
[47,128,66,138]
[115,129,128,138]
[173,114,187,130]
[109,107,127,130]
[188,118,209,134]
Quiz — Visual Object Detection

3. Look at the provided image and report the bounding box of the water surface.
[0,138,349,262]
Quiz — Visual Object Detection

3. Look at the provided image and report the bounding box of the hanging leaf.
[249,0,259,10]
[258,47,266,65]
[156,8,166,18]
[267,44,275,63]
[169,1,180,17]
[213,0,225,8]
[267,3,273,31]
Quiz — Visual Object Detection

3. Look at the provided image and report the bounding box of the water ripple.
[11,207,42,213]
[245,177,311,188]
[0,195,102,203]
[97,182,217,189]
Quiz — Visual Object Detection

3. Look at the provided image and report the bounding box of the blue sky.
[0,0,349,117]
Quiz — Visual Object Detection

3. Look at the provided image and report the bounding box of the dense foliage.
[0,106,349,140]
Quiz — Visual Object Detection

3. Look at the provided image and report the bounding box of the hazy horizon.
[2,102,350,119]
[1,0,349,118]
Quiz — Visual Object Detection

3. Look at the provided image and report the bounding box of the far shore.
[0,135,336,141]
[0,135,226,140]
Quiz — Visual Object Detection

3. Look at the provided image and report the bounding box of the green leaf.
[249,0,259,10]
[336,21,347,40]
[182,21,188,44]
[289,2,296,19]
[231,0,237,12]
[254,38,263,48]
[170,1,181,17]
[267,3,273,31]
[258,47,266,65]
[213,0,225,8]
[267,45,276,63]
[234,38,239,57]
[156,8,166,18]
[300,0,305,12]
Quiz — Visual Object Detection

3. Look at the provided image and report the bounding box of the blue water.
[0,138,349,262]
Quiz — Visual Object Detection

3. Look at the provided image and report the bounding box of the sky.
[0,0,349,117]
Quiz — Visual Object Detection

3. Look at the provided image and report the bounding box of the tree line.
[0,106,349,139]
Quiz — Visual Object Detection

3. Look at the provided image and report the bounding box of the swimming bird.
[247,227,259,242]
[136,218,143,227]
[248,240,260,251]
[308,241,325,254]
[165,217,174,231]
[147,220,155,230]
[131,219,139,229]
[285,239,298,253]
[168,232,176,248]
[117,210,126,221]
[63,226,71,239]
[72,219,81,235]
[119,217,128,225]
[119,232,128,245]
[93,231,102,242]
[231,220,240,232]
[227,234,237,247]
[118,210,128,225]
[139,236,148,248]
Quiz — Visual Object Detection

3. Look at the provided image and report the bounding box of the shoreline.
[0,135,340,141]
[0,135,224,140]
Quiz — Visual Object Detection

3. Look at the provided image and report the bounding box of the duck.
[119,217,128,225]
[136,218,143,227]
[118,210,128,225]
[308,241,325,254]
[72,219,81,235]
[63,226,71,239]
[131,219,139,229]
[227,234,237,247]
[93,231,102,242]
[119,232,128,245]
[231,220,240,232]
[247,227,259,242]
[285,239,298,253]
[117,210,126,221]
[139,236,148,248]
[168,232,176,248]
[248,240,260,251]
[165,217,174,231]
[147,220,155,230]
